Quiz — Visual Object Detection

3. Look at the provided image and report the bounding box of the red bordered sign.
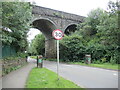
[52,29,64,40]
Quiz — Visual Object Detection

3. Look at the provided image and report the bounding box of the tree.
[96,1,120,64]
[60,34,86,62]
[28,34,45,55]
[60,1,120,64]
[85,8,105,35]
[1,2,32,52]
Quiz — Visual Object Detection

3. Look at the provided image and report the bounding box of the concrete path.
[1,57,36,88]
[43,60,119,88]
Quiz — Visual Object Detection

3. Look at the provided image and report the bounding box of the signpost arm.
[57,40,59,80]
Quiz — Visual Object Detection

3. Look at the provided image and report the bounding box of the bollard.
[37,55,39,67]
[85,54,91,64]
[38,55,43,68]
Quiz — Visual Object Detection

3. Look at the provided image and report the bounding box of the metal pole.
[57,40,59,80]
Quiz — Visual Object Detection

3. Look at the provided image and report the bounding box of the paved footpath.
[1,58,36,88]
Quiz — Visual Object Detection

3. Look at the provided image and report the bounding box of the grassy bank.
[26,68,82,88]
[68,62,119,70]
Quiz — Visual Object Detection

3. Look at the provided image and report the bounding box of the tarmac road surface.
[43,60,119,88]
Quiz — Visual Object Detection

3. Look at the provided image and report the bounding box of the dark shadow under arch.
[32,19,57,39]
[64,24,77,35]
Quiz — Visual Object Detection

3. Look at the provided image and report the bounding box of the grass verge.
[30,56,37,59]
[26,68,82,88]
[68,62,119,70]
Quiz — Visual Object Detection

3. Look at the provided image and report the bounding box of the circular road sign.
[52,29,64,40]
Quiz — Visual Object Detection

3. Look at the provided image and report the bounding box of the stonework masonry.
[32,5,85,58]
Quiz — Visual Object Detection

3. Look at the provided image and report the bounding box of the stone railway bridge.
[32,5,85,58]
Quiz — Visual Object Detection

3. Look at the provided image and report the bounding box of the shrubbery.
[59,34,120,64]
[59,1,120,64]
[60,34,85,62]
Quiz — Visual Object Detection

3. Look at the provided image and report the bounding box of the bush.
[59,33,120,64]
[17,52,28,58]
[109,49,120,64]
[60,35,85,62]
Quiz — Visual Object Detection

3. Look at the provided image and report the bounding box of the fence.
[1,45,17,58]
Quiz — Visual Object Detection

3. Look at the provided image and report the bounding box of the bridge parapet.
[32,5,85,22]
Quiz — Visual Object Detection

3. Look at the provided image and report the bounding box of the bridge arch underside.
[32,19,57,58]
[64,24,77,35]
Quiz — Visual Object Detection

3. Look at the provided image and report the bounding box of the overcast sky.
[31,0,117,16]
[27,0,117,42]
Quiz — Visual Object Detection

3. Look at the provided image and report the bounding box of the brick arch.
[32,18,57,58]
[32,18,57,39]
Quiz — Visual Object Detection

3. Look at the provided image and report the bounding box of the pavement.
[0,60,2,89]
[0,57,119,89]
[1,57,36,88]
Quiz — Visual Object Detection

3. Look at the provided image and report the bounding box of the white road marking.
[64,65,73,67]
[113,73,117,76]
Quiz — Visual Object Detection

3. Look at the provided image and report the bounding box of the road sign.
[52,29,64,40]
[52,29,64,80]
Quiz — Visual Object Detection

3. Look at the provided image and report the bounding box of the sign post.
[57,40,59,80]
[52,29,64,80]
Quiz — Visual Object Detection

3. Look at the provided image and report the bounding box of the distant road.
[43,60,119,88]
